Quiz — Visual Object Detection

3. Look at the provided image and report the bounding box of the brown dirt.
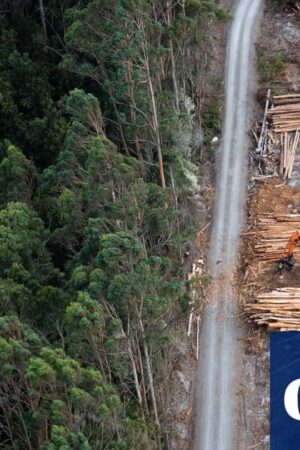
[250,178,300,216]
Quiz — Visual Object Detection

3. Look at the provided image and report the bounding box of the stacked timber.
[242,213,300,266]
[269,94,300,133]
[245,288,300,331]
[266,94,300,180]
[280,131,300,179]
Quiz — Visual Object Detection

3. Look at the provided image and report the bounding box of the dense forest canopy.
[0,1,227,448]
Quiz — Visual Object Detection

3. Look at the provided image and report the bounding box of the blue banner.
[271,332,300,449]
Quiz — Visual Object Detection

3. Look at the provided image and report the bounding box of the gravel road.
[193,1,263,449]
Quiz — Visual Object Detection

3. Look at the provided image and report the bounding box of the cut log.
[256,88,271,155]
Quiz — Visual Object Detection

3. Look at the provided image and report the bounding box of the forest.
[0,1,227,448]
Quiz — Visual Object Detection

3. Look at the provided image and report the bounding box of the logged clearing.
[241,179,300,330]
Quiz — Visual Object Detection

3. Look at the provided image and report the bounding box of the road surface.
[193,1,263,449]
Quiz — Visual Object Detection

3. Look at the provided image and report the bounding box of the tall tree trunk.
[127,338,143,406]
[39,0,48,40]
[138,19,166,188]
[110,98,130,157]
[135,335,149,412]
[146,62,166,188]
[124,319,143,406]
[138,313,160,429]
[165,1,179,112]
[127,59,144,163]
[169,39,179,113]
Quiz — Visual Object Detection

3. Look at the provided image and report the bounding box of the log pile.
[245,287,300,331]
[242,213,300,267]
[280,130,300,179]
[267,94,300,180]
[268,94,300,133]
[242,182,300,331]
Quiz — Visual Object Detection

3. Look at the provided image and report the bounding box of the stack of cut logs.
[269,94,300,133]
[267,94,300,180]
[245,288,300,331]
[242,213,300,266]
[279,131,300,180]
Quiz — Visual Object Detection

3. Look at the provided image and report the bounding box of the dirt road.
[193,1,263,449]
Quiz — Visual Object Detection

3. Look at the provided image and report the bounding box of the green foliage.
[0,0,214,446]
[186,0,231,20]
[0,16,69,167]
[202,98,222,147]
[41,425,92,450]
[257,47,286,83]
[0,202,50,284]
[0,316,128,449]
[0,202,68,337]
[0,144,37,208]
[63,0,222,188]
